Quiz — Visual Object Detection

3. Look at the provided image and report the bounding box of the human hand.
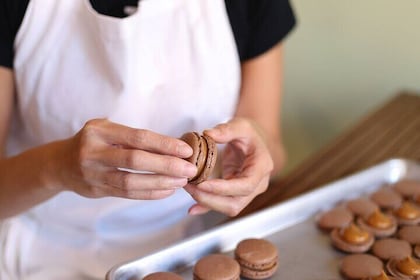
[53,119,197,200]
[184,118,274,216]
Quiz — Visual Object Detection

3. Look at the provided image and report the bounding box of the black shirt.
[0,0,296,68]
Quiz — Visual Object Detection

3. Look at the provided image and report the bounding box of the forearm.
[0,67,59,219]
[0,140,66,219]
[235,42,286,176]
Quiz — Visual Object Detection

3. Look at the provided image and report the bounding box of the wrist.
[40,139,71,193]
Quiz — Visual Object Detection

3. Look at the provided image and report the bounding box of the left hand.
[184,117,274,217]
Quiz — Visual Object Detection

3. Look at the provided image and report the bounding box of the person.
[0,0,295,279]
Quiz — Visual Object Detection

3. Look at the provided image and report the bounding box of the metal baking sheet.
[106,158,420,280]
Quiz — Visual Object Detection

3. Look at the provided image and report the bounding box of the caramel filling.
[396,256,420,276]
[395,201,420,220]
[364,271,389,280]
[366,209,392,229]
[340,223,370,244]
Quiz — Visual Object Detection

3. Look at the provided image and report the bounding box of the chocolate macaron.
[193,254,240,280]
[181,132,217,184]
[234,238,278,279]
[394,201,420,226]
[398,226,420,246]
[386,256,420,279]
[340,254,383,279]
[397,225,420,258]
[331,223,375,253]
[371,188,403,210]
[347,198,379,217]
[143,272,183,280]
[392,180,420,199]
[372,238,412,261]
[357,209,398,238]
[317,206,354,231]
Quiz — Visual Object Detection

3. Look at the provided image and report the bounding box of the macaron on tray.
[318,179,420,279]
[106,159,420,280]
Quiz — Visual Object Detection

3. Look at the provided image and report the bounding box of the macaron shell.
[189,134,217,184]
[317,206,354,231]
[347,198,379,217]
[192,135,208,182]
[234,239,278,268]
[142,272,184,280]
[386,257,420,279]
[234,238,278,280]
[330,227,374,253]
[397,226,420,245]
[239,262,278,280]
[394,202,420,226]
[393,179,420,198]
[340,254,383,279]
[193,254,240,280]
[370,188,403,210]
[181,132,203,179]
[372,238,412,261]
[356,214,398,238]
[181,132,217,184]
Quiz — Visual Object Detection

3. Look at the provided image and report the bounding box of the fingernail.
[183,163,197,178]
[188,206,201,215]
[203,129,214,136]
[168,178,187,189]
[189,206,209,215]
[179,143,193,158]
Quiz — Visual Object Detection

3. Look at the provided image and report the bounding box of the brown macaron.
[234,238,278,279]
[394,201,420,226]
[371,188,403,210]
[193,254,240,280]
[347,198,379,217]
[372,238,412,261]
[317,206,354,231]
[143,272,184,280]
[392,180,420,199]
[357,209,398,238]
[340,254,383,279]
[386,256,420,279]
[181,132,217,184]
[331,223,375,253]
[398,226,420,245]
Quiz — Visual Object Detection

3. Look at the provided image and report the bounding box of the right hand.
[52,119,197,200]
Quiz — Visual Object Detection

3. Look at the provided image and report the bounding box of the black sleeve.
[0,0,296,68]
[225,0,296,61]
[0,0,29,68]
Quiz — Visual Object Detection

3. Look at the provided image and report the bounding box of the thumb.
[204,118,250,144]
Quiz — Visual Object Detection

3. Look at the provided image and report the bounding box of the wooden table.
[237,92,420,219]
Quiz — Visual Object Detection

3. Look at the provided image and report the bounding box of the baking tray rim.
[106,158,420,280]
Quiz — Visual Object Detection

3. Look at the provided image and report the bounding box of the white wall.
[281,0,420,172]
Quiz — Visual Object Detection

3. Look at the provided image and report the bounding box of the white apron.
[1,0,240,279]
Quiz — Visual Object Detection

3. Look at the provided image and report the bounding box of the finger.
[77,176,177,200]
[83,119,193,158]
[104,170,188,191]
[188,204,211,215]
[195,177,263,197]
[184,185,249,217]
[204,118,253,143]
[110,188,177,200]
[97,148,197,178]
[196,153,271,196]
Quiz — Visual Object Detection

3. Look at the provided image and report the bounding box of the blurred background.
[281,0,420,173]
